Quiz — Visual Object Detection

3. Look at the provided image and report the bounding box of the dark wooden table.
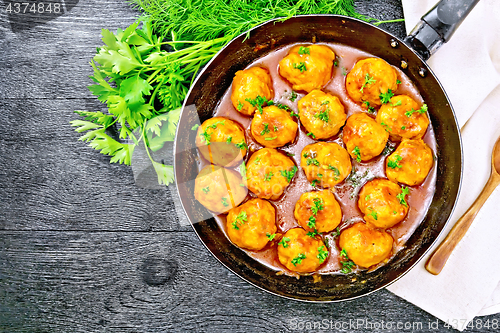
[1,1,498,332]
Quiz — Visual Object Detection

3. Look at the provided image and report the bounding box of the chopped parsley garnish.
[401,126,406,130]
[311,198,325,215]
[221,197,229,207]
[268,101,290,110]
[264,136,277,141]
[341,66,348,76]
[332,227,341,237]
[191,124,200,130]
[307,229,319,238]
[368,208,378,220]
[273,125,278,132]
[226,136,232,144]
[360,73,376,93]
[352,146,362,162]
[266,233,276,241]
[289,91,298,102]
[321,100,330,105]
[237,101,244,111]
[307,215,316,229]
[293,62,307,73]
[280,166,298,182]
[314,109,330,122]
[291,253,306,266]
[397,186,410,207]
[365,194,371,201]
[391,99,402,107]
[339,248,355,274]
[311,179,319,187]
[363,101,376,114]
[379,89,394,104]
[287,153,295,157]
[306,157,320,166]
[235,140,247,150]
[317,173,323,178]
[231,211,247,229]
[328,165,340,176]
[278,237,290,248]
[264,172,274,182]
[290,111,299,117]
[341,260,356,274]
[254,157,261,164]
[405,104,428,117]
[240,161,248,179]
[298,46,310,55]
[260,123,270,136]
[306,132,316,139]
[396,79,402,84]
[317,246,329,264]
[202,186,210,194]
[387,154,403,169]
[380,121,391,132]
[199,120,225,145]
[245,95,269,114]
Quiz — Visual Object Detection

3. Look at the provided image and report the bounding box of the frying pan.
[174,0,477,301]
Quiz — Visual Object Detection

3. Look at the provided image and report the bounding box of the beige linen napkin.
[387,0,500,330]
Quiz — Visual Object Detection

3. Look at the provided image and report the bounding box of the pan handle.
[404,0,480,60]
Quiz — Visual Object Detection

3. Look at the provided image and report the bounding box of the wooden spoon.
[425,136,500,275]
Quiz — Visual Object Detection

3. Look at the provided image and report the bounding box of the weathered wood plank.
[4,231,498,333]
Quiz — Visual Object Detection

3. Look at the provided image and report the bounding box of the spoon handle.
[425,172,500,275]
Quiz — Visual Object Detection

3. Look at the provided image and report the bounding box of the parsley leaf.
[232,211,248,229]
[306,158,320,166]
[360,73,376,93]
[397,186,410,207]
[260,123,270,136]
[317,246,329,264]
[352,146,362,162]
[245,95,269,114]
[387,154,403,169]
[298,46,310,55]
[279,166,298,183]
[278,237,290,248]
[264,172,274,182]
[266,233,276,241]
[291,253,306,266]
[293,62,307,73]
[379,89,394,104]
[314,109,330,122]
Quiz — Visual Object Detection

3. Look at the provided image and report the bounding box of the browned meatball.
[376,95,429,141]
[194,165,247,214]
[279,45,336,93]
[277,228,328,273]
[294,190,342,233]
[246,148,297,200]
[231,66,274,116]
[250,105,298,148]
[297,90,347,139]
[358,179,409,229]
[226,198,277,251]
[195,117,247,167]
[386,139,434,186]
[339,222,393,268]
[343,113,389,162]
[301,142,352,188]
[346,58,399,107]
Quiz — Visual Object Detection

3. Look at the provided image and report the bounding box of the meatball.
[297,90,347,139]
[231,66,274,116]
[301,142,352,188]
[358,179,409,229]
[277,228,328,273]
[343,113,389,162]
[294,190,342,233]
[279,44,336,93]
[386,139,434,186]
[250,105,298,148]
[226,198,277,251]
[194,164,247,214]
[376,95,429,141]
[339,222,393,268]
[195,117,247,167]
[346,57,399,107]
[246,148,297,200]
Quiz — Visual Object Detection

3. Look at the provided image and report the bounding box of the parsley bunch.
[71,20,225,185]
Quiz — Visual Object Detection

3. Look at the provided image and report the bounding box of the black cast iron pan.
[174,0,478,301]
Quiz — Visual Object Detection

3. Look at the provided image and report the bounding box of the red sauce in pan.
[198,42,437,277]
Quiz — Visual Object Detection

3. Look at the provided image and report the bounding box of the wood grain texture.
[1,0,499,332]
